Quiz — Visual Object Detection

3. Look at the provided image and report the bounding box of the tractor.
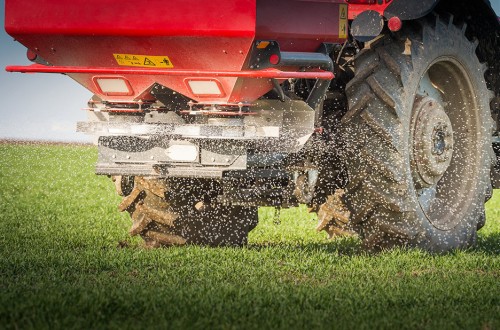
[5,0,500,251]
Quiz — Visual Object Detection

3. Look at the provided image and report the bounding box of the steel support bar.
[6,64,334,80]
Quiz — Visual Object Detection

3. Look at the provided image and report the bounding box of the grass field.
[0,144,499,329]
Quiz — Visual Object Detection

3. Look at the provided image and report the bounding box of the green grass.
[0,144,499,329]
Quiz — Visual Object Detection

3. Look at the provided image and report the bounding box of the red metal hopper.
[5,0,346,105]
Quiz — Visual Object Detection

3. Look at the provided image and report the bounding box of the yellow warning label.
[339,4,348,39]
[113,54,174,68]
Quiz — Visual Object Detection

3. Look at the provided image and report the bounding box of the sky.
[0,0,499,142]
[0,1,91,142]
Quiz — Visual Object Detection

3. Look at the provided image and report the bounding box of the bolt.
[126,155,131,159]
[150,156,154,160]
[112,154,116,159]
[211,157,215,162]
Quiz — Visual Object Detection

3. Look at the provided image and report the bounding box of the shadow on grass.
[109,223,499,257]
[246,232,500,257]
[474,233,500,255]
[247,236,364,256]
[114,237,365,257]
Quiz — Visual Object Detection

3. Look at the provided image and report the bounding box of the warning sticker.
[113,54,174,68]
[339,4,348,39]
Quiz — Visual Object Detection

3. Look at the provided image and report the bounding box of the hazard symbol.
[340,6,347,19]
[143,57,156,66]
[113,53,174,68]
[338,4,348,39]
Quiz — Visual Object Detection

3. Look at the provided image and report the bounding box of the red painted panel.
[5,0,256,37]
[256,0,345,52]
[346,0,392,20]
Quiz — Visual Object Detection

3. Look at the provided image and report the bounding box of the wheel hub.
[412,96,454,187]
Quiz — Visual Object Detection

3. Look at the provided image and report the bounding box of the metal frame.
[6,64,334,80]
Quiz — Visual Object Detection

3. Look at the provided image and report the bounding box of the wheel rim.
[412,96,454,187]
[410,58,483,231]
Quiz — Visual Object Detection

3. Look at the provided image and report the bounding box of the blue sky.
[1,0,499,142]
[0,0,91,142]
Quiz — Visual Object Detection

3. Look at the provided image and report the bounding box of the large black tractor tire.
[114,176,258,247]
[340,14,495,252]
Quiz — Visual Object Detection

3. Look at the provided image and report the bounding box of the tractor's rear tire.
[115,177,258,247]
[340,15,495,252]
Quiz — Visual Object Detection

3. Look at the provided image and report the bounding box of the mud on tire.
[340,14,495,252]
[114,176,258,247]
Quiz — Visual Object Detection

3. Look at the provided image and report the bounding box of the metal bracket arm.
[5,64,334,80]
